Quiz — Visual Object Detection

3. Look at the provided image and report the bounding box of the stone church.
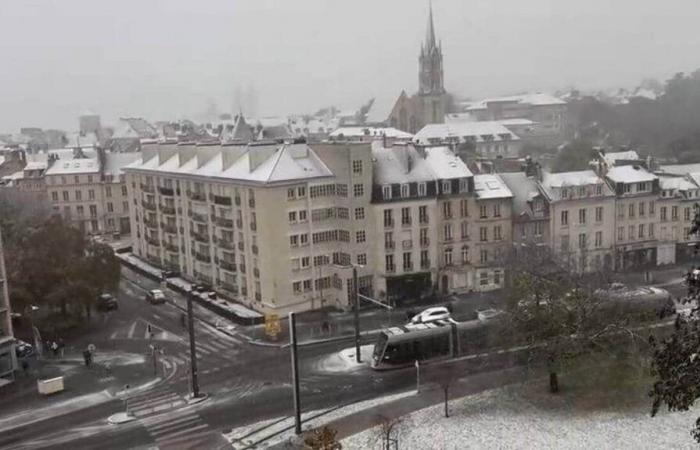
[383,5,447,134]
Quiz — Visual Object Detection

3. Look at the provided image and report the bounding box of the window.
[418,182,427,196]
[649,223,655,238]
[660,206,667,221]
[357,253,367,265]
[617,227,624,241]
[385,254,395,272]
[301,257,310,268]
[578,186,586,197]
[639,202,645,217]
[578,208,586,224]
[123,201,129,212]
[62,191,69,201]
[290,235,299,247]
[479,227,488,242]
[355,207,365,220]
[356,231,366,243]
[401,207,411,226]
[479,204,487,219]
[442,202,452,219]
[303,280,312,292]
[628,204,635,218]
[298,186,306,197]
[578,233,587,249]
[595,207,603,222]
[403,252,412,271]
[287,188,295,200]
[461,246,469,263]
[419,228,428,245]
[672,206,679,220]
[493,204,501,217]
[596,184,602,195]
[384,209,394,227]
[561,235,569,252]
[629,225,635,240]
[385,231,394,249]
[420,250,430,268]
[637,181,650,192]
[106,186,112,198]
[623,184,631,194]
[400,184,409,198]
[444,224,453,240]
[299,210,307,222]
[77,205,84,216]
[51,191,58,202]
[534,221,543,236]
[419,206,428,224]
[461,221,469,239]
[494,225,502,241]
[459,179,468,193]
[685,207,692,221]
[382,185,392,200]
[595,231,602,247]
[637,224,644,239]
[288,211,297,223]
[561,210,568,226]
[617,204,624,219]
[76,190,82,201]
[480,272,489,286]
[444,248,453,265]
[352,160,363,174]
[561,188,568,199]
[649,201,655,216]
[353,184,364,197]
[293,281,302,293]
[74,175,79,184]
[460,199,468,218]
[480,249,488,264]
[88,189,95,200]
[442,181,451,194]
[107,202,113,213]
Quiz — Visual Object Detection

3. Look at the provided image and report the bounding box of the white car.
[410,307,451,324]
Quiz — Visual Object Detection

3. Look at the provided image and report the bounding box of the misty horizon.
[3,0,700,131]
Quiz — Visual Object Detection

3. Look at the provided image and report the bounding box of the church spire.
[425,1,437,52]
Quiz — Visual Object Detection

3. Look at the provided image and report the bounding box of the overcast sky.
[2,0,700,132]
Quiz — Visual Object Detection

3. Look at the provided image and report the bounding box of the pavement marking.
[150,417,202,436]
[146,412,200,430]
[194,345,212,356]
[109,331,118,339]
[155,424,210,444]
[171,356,186,365]
[127,321,138,339]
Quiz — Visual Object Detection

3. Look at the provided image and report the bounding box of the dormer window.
[418,182,427,196]
[623,184,631,193]
[383,185,392,200]
[459,179,468,193]
[561,188,568,199]
[401,184,410,198]
[596,184,602,195]
[578,186,586,197]
[442,181,451,194]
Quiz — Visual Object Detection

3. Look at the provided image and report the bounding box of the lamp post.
[353,265,361,363]
[289,312,302,435]
[187,289,200,398]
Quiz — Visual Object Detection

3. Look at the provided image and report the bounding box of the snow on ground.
[226,391,415,449]
[342,381,700,450]
[312,345,374,373]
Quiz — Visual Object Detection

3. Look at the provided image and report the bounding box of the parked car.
[145,289,167,305]
[410,306,452,324]
[97,293,118,311]
[15,339,35,359]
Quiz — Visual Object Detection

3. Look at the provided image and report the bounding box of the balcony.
[189,211,208,223]
[250,222,257,232]
[219,259,236,272]
[212,195,232,206]
[144,218,158,229]
[217,238,235,250]
[187,190,207,202]
[385,241,395,250]
[420,238,430,247]
[161,205,176,215]
[401,218,412,227]
[190,230,209,243]
[142,201,157,211]
[141,184,155,194]
[194,252,211,263]
[420,261,431,270]
[213,216,234,228]
[145,235,160,247]
[163,241,179,253]
[402,240,413,250]
[384,219,395,228]
[161,223,177,234]
[158,187,174,196]
[253,268,260,278]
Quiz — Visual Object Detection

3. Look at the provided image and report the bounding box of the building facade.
[0,229,16,386]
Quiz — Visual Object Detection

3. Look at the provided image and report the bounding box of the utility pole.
[289,312,302,435]
[187,290,200,398]
[353,265,361,363]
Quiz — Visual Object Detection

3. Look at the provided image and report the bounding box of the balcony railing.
[212,195,232,206]
[420,238,430,247]
[194,252,211,263]
[158,187,174,196]
[420,261,431,270]
[403,263,413,272]
[238,242,244,251]
[386,266,396,274]
[163,241,179,252]
[419,216,429,225]
[144,219,158,229]
[142,201,157,211]
[385,241,395,250]
[187,190,207,202]
[402,240,413,250]
[189,211,208,223]
[140,184,155,194]
[219,259,236,272]
[145,235,160,247]
[213,216,234,228]
[384,219,394,228]
[161,205,176,215]
[190,230,209,243]
[161,223,177,234]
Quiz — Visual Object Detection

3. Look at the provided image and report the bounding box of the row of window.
[290,230,366,247]
[560,184,605,200]
[616,201,656,219]
[560,206,605,226]
[617,223,656,241]
[382,179,470,200]
[560,231,604,251]
[47,174,100,185]
[384,246,497,272]
[289,207,365,223]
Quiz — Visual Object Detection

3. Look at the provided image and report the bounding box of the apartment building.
[45,151,139,235]
[412,121,522,159]
[539,170,616,272]
[656,174,700,264]
[500,171,550,253]
[125,141,375,315]
[0,229,16,386]
[605,165,660,269]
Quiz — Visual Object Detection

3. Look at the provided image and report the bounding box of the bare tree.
[303,425,342,450]
[372,415,401,450]
[425,362,462,418]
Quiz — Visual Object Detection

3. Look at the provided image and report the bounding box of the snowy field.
[342,375,700,450]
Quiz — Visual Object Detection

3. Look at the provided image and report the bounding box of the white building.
[412,121,522,158]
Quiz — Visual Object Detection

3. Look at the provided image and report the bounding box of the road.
[0,265,692,449]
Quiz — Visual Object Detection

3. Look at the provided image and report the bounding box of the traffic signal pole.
[187,290,200,398]
[353,266,361,363]
[289,312,302,435]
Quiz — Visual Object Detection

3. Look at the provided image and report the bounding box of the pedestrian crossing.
[109,319,176,341]
[168,334,242,370]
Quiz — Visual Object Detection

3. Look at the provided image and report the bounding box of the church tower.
[418,3,446,125]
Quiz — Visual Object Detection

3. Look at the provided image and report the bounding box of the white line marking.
[155,424,210,443]
[127,321,137,339]
[150,417,202,436]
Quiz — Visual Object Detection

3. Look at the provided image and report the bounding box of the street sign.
[265,314,281,340]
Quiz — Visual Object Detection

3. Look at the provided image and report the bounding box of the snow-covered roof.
[473,174,513,200]
[103,152,142,177]
[660,163,700,175]
[496,118,536,126]
[365,93,401,124]
[657,174,698,192]
[125,143,334,185]
[605,165,657,183]
[413,122,519,144]
[601,150,640,165]
[372,144,436,185]
[466,93,566,111]
[423,146,472,180]
[542,170,602,188]
[329,127,413,139]
[23,161,47,171]
[444,113,479,123]
[45,158,99,175]
[499,172,542,217]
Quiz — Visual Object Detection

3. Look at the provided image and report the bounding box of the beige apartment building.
[539,170,616,272]
[125,141,375,315]
[656,174,700,264]
[0,229,16,386]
